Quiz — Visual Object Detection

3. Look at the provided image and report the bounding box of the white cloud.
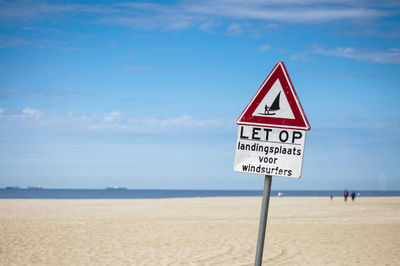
[117,65,153,73]
[21,108,41,118]
[313,46,400,64]
[0,87,83,98]
[289,52,311,61]
[0,108,4,114]
[227,23,243,35]
[104,111,122,122]
[0,110,233,134]
[314,116,400,130]
[0,34,56,49]
[183,0,389,22]
[257,44,271,52]
[0,1,395,33]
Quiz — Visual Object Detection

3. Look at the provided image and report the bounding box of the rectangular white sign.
[234,125,306,178]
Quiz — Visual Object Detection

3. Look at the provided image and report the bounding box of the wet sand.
[1,197,399,265]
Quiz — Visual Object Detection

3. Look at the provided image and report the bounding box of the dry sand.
[1,197,399,265]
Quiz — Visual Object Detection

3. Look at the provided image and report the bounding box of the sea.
[1,189,399,199]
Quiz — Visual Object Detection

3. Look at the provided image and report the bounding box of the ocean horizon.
[1,188,399,199]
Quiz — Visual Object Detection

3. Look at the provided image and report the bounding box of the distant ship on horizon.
[105,186,127,190]
[27,186,43,190]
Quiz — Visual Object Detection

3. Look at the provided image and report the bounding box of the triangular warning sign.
[237,61,310,131]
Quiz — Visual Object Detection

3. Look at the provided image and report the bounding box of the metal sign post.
[254,175,272,266]
[234,61,310,265]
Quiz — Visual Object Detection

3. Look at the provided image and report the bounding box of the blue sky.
[0,0,399,190]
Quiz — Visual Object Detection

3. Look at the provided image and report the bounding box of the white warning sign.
[234,125,306,178]
[237,61,310,131]
[252,79,295,119]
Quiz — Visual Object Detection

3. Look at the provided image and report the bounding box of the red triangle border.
[237,61,311,131]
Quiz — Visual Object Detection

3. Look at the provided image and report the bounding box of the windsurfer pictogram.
[261,92,280,116]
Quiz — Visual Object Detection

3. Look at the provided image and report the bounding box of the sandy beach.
[1,197,399,265]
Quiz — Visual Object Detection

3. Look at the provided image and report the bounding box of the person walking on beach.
[344,189,348,202]
[351,191,356,201]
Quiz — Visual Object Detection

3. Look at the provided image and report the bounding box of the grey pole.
[254,175,272,266]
